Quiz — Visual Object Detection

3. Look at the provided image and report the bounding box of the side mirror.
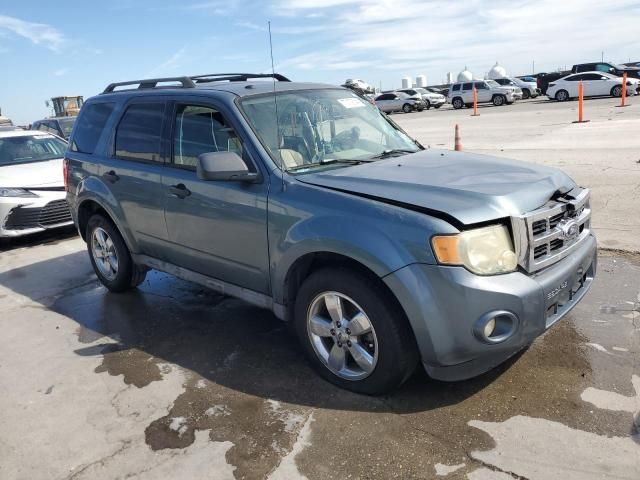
[196,151,257,182]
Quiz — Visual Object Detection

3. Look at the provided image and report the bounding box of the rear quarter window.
[71,102,115,154]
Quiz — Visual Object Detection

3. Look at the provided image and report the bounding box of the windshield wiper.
[287,158,370,172]
[369,149,418,159]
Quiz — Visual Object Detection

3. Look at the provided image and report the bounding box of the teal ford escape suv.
[65,73,596,394]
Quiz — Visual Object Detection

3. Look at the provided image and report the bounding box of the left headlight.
[0,188,37,198]
[431,225,518,275]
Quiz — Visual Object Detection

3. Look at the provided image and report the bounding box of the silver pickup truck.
[65,73,596,394]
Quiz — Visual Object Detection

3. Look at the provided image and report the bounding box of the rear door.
[99,99,170,258]
[161,99,270,294]
[563,74,583,97]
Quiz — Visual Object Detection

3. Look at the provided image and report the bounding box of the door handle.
[102,170,119,183]
[169,183,191,199]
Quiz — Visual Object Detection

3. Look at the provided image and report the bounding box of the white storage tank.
[457,67,473,82]
[416,75,427,87]
[446,72,454,84]
[488,62,507,79]
[401,77,412,89]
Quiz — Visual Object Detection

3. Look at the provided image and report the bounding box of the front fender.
[268,180,459,304]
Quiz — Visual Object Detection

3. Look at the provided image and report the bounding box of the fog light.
[483,318,496,338]
[474,310,519,344]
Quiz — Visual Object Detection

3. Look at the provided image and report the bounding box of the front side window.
[475,82,488,90]
[115,103,165,162]
[462,83,473,91]
[452,84,461,91]
[173,105,243,169]
[239,89,420,173]
[0,134,67,166]
[595,64,611,72]
[71,102,115,154]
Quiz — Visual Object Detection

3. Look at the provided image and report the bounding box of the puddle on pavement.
[45,253,640,479]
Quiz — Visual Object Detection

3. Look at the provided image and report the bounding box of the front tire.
[86,214,146,292]
[402,103,412,113]
[293,268,419,395]
[452,97,464,109]
[522,89,531,99]
[424,100,431,110]
[492,95,505,106]
[611,85,622,97]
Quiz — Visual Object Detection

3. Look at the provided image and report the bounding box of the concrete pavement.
[0,234,638,479]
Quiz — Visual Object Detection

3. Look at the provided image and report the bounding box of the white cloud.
[53,68,69,77]
[273,0,640,85]
[0,15,65,52]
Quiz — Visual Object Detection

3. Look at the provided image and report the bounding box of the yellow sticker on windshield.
[337,97,365,109]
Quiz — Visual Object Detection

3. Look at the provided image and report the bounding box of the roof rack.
[102,76,196,94]
[191,73,291,84]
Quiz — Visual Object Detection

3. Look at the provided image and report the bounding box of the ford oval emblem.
[560,219,579,241]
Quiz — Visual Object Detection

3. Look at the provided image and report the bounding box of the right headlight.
[431,225,518,275]
[0,188,37,198]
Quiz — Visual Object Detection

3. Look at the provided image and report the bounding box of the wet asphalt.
[0,231,638,480]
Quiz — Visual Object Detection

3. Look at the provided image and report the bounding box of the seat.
[278,149,304,169]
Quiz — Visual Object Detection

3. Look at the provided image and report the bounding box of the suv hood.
[0,158,64,188]
[296,149,575,226]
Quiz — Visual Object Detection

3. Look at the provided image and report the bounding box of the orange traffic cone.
[454,124,462,151]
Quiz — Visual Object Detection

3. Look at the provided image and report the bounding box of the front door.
[161,100,270,294]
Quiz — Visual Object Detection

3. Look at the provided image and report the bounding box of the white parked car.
[374,92,425,113]
[547,72,639,101]
[448,80,519,109]
[0,130,72,238]
[397,88,446,109]
[345,78,373,93]
[494,77,540,99]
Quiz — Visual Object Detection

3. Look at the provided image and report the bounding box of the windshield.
[239,89,420,174]
[486,80,501,88]
[57,118,76,138]
[0,134,67,166]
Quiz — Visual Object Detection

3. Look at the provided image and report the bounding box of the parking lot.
[0,97,638,480]
[394,96,640,253]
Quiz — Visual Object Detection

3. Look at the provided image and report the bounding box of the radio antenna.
[268,21,285,189]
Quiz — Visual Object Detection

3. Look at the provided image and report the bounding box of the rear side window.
[71,102,115,154]
[115,103,165,162]
[462,83,473,91]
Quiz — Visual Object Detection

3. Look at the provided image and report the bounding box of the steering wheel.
[332,126,360,151]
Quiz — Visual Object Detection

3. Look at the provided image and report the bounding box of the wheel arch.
[76,197,138,253]
[282,251,410,329]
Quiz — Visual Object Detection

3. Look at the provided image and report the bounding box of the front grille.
[4,200,72,230]
[39,200,72,226]
[512,188,591,273]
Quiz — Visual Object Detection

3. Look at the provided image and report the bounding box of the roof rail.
[102,76,196,94]
[191,73,291,84]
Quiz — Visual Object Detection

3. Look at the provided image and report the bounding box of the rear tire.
[293,268,419,395]
[86,214,147,292]
[402,103,412,113]
[555,90,569,101]
[452,97,464,109]
[611,85,622,97]
[434,104,442,109]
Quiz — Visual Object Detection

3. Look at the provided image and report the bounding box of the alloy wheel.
[91,227,119,281]
[307,291,379,381]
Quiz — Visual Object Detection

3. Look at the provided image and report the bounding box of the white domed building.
[457,67,473,82]
[488,62,507,80]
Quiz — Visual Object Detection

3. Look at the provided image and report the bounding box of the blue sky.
[1,0,640,124]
